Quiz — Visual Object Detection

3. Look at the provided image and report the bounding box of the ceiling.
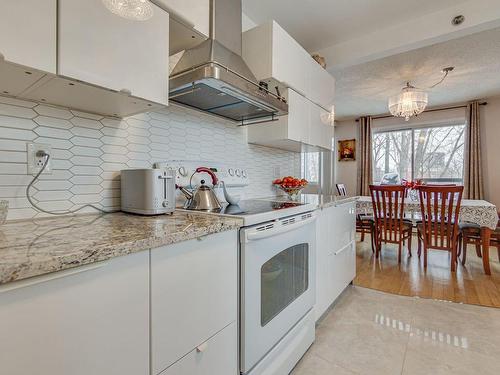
[332,27,500,120]
[242,0,466,52]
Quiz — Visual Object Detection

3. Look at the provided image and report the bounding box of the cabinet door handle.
[0,261,108,294]
[334,243,352,256]
[119,88,132,95]
[196,342,208,353]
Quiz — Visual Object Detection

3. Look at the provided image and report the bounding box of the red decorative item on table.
[402,179,424,200]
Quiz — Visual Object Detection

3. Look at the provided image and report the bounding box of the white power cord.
[26,152,111,216]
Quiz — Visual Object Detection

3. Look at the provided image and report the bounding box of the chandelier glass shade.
[102,0,154,21]
[388,83,428,121]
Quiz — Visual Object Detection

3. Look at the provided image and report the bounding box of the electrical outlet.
[27,143,52,175]
[273,166,281,178]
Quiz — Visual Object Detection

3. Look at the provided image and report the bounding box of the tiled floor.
[291,286,500,375]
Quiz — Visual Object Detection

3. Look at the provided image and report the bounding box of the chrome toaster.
[121,168,176,215]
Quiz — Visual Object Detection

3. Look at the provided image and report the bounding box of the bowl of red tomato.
[272,176,308,200]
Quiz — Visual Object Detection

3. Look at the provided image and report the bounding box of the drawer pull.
[196,342,208,353]
[334,244,352,256]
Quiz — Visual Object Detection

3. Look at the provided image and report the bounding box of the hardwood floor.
[354,234,500,308]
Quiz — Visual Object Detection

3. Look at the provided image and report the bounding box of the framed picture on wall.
[338,139,356,161]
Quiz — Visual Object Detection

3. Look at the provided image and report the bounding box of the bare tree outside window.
[373,124,465,184]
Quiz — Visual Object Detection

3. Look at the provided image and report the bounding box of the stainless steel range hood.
[169,0,288,124]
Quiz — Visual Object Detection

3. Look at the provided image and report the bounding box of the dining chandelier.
[102,0,154,21]
[388,67,454,121]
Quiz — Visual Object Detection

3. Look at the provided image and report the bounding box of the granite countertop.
[0,211,243,286]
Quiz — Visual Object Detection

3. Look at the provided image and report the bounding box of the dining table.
[355,196,498,275]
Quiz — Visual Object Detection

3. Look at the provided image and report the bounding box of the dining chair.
[416,185,464,272]
[369,185,412,262]
[336,183,375,253]
[459,213,500,266]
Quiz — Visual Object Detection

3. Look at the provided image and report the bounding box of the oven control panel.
[154,160,250,188]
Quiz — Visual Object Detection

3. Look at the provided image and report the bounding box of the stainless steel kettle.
[177,167,222,211]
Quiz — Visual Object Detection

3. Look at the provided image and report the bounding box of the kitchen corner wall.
[0,96,300,221]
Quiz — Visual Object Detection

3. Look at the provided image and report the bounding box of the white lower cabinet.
[151,230,238,375]
[315,202,356,321]
[0,252,150,375]
[160,322,237,375]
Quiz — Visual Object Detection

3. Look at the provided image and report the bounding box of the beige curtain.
[357,116,373,196]
[464,101,484,199]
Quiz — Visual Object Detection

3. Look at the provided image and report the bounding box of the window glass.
[372,124,465,185]
[301,152,320,184]
[413,125,465,183]
[373,129,412,183]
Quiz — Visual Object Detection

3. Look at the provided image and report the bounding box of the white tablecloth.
[356,196,498,230]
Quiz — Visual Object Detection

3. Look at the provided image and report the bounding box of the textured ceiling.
[242,0,465,51]
[332,27,500,120]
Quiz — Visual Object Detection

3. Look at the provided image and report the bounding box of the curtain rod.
[355,102,488,122]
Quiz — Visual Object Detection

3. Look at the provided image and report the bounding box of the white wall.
[0,96,300,221]
[334,119,358,195]
[334,100,500,208]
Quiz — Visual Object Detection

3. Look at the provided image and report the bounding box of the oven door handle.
[246,216,316,241]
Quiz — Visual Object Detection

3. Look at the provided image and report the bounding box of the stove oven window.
[261,244,309,326]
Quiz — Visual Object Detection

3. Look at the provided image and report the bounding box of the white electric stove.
[158,160,317,375]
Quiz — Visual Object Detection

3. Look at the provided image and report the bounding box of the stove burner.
[217,199,304,216]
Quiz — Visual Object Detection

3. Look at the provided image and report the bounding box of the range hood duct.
[169,0,288,124]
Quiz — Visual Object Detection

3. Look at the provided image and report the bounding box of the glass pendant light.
[388,83,428,121]
[102,0,154,21]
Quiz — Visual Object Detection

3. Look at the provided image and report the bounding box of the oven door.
[240,212,316,373]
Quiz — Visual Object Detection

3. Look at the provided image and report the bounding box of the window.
[301,152,320,184]
[373,124,466,184]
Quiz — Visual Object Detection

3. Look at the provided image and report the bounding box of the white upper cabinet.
[58,0,169,105]
[0,0,56,74]
[153,0,209,37]
[248,88,334,152]
[308,59,336,110]
[309,102,334,150]
[243,20,335,110]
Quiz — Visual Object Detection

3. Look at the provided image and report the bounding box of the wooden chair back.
[418,185,463,250]
[336,183,348,196]
[369,185,407,243]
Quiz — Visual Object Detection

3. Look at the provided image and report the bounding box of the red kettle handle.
[196,167,219,186]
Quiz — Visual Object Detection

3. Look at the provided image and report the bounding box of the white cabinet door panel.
[0,0,56,73]
[160,322,237,375]
[308,60,335,110]
[0,252,150,375]
[309,101,334,151]
[287,89,310,144]
[154,0,209,37]
[58,0,169,104]
[151,230,238,374]
[330,241,356,302]
[272,22,310,96]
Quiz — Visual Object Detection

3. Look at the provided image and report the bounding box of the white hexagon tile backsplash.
[0,96,300,220]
